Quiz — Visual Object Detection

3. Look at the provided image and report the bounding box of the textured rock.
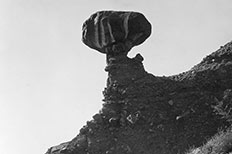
[82,11,151,56]
[45,11,232,154]
[45,40,232,154]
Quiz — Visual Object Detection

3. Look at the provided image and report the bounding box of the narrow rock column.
[81,11,153,153]
[82,10,152,86]
[82,9,152,135]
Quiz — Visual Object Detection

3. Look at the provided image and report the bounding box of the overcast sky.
[1,0,232,154]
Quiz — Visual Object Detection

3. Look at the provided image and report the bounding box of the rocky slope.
[45,41,232,154]
[45,11,232,154]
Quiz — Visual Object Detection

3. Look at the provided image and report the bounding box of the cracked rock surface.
[45,11,232,154]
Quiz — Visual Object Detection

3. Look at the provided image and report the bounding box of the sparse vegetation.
[186,127,232,154]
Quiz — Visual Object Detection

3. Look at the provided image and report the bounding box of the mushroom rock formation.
[82,11,151,60]
[45,11,232,154]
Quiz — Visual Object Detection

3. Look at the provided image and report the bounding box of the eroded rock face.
[45,11,232,154]
[45,41,232,154]
[82,11,152,56]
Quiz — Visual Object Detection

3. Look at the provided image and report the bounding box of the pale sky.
[1,0,232,154]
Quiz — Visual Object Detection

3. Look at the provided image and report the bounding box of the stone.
[168,100,174,105]
[92,113,103,124]
[82,11,152,56]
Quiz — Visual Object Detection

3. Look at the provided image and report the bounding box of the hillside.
[45,11,232,154]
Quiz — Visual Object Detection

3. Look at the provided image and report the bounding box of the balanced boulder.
[82,11,152,56]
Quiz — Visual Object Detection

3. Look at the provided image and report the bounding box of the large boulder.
[82,11,152,56]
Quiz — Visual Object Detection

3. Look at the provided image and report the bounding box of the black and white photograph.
[1,0,232,154]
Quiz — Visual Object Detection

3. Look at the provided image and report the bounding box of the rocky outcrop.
[45,11,232,154]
